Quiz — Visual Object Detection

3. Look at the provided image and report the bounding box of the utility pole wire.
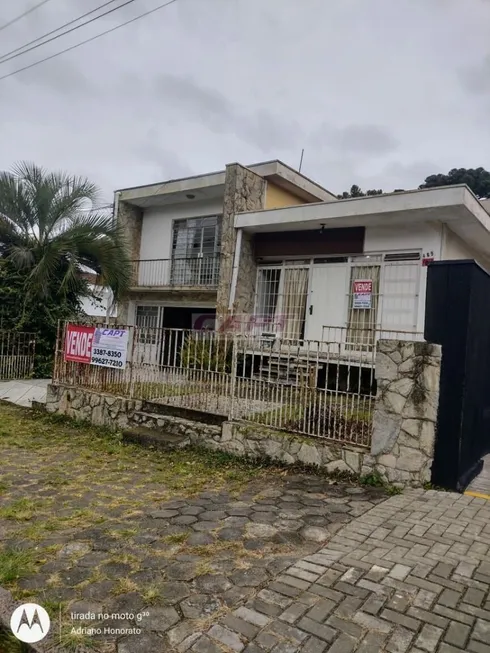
[0,0,139,65]
[0,0,53,33]
[0,0,179,82]
[0,0,122,63]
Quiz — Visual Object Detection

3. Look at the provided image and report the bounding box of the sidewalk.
[0,378,49,407]
[193,489,490,653]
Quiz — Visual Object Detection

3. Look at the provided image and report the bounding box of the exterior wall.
[442,225,489,269]
[216,165,266,322]
[368,339,441,486]
[264,182,305,209]
[140,198,224,261]
[365,223,442,333]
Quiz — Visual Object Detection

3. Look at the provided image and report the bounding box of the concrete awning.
[235,185,490,258]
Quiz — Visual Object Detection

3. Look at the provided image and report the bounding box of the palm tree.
[0,161,130,310]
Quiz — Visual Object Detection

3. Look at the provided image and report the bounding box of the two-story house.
[115,160,336,335]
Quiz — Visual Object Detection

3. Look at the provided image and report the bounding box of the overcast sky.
[1,0,490,203]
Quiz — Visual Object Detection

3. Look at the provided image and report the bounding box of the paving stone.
[208,624,245,652]
[173,515,198,525]
[301,527,329,543]
[140,606,180,632]
[270,620,309,643]
[109,592,145,614]
[326,634,357,653]
[232,568,269,587]
[445,622,471,649]
[256,631,281,651]
[199,510,227,521]
[118,633,166,652]
[473,618,490,642]
[149,509,179,519]
[223,586,255,607]
[307,598,336,622]
[414,624,443,652]
[193,521,221,532]
[218,527,245,541]
[180,505,204,516]
[195,574,233,594]
[181,594,222,619]
[101,562,132,578]
[166,562,197,581]
[222,614,259,640]
[191,635,223,653]
[386,627,414,653]
[81,580,116,600]
[301,636,329,653]
[235,606,271,628]
[186,532,215,546]
[297,617,335,642]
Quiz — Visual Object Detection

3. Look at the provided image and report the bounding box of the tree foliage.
[337,185,383,199]
[419,167,490,199]
[0,162,131,376]
[338,167,490,199]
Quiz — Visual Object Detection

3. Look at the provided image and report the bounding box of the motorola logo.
[10,603,50,643]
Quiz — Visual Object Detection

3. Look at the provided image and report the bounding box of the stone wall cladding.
[46,384,366,475]
[117,199,143,323]
[370,339,441,487]
[216,164,266,322]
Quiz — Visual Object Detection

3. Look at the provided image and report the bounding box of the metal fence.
[131,255,220,288]
[0,331,36,380]
[52,323,422,448]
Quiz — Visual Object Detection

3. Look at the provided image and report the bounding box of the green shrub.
[180,333,233,372]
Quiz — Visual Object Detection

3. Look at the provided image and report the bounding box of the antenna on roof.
[298,149,305,173]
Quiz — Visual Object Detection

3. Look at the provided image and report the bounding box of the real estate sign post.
[64,325,129,369]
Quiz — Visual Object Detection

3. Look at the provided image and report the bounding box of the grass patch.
[111,577,139,596]
[0,624,32,653]
[163,532,189,545]
[361,471,403,495]
[0,548,37,585]
[141,584,162,605]
[0,498,41,521]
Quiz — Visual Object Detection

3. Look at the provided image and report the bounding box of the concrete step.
[122,426,190,451]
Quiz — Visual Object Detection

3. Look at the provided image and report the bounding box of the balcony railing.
[131,255,220,288]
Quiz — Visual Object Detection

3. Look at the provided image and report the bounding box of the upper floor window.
[172,216,221,259]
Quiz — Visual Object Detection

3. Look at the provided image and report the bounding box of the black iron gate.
[425,260,490,491]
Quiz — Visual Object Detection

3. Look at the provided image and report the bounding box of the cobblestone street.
[193,490,490,653]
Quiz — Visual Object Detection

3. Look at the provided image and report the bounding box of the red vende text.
[64,325,95,364]
[353,280,373,294]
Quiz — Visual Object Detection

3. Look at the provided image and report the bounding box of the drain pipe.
[228,228,243,311]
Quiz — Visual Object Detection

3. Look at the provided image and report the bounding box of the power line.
[0,0,140,66]
[0,0,53,34]
[0,0,122,63]
[0,0,180,82]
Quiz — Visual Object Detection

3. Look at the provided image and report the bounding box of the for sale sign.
[352,279,373,309]
[64,325,129,369]
[91,328,129,369]
[64,325,95,363]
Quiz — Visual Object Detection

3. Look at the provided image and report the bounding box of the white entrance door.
[305,263,349,342]
[134,305,164,366]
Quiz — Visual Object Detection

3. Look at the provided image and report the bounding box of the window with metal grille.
[135,305,160,344]
[255,263,309,340]
[171,216,221,285]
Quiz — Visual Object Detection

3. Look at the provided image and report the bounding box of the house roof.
[235,184,490,260]
[115,159,336,207]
